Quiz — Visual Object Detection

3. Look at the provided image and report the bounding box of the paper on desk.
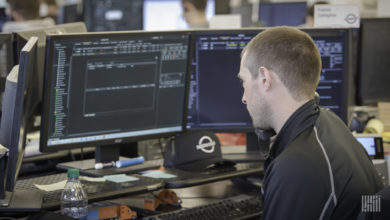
[34,180,67,192]
[141,170,176,179]
[80,176,106,182]
[34,176,106,192]
[104,174,139,183]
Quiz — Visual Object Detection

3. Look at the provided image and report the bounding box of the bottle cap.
[67,168,80,179]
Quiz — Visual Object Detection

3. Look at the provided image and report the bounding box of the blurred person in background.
[2,0,55,32]
[181,0,209,28]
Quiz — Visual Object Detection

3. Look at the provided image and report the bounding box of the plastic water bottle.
[61,168,88,219]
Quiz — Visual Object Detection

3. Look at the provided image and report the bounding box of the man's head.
[181,0,207,27]
[238,26,321,130]
[7,0,41,21]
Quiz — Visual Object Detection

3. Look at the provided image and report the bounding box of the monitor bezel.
[5,36,39,192]
[186,27,352,133]
[40,30,193,152]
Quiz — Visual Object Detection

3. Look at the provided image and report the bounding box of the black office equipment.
[57,4,81,24]
[258,1,307,27]
[40,30,191,175]
[83,0,143,32]
[0,37,43,212]
[355,134,384,159]
[142,194,262,220]
[0,33,13,111]
[187,28,353,157]
[303,28,354,125]
[358,18,390,105]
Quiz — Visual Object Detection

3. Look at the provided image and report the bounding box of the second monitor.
[187,28,353,133]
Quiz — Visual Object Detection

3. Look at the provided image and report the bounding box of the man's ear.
[258,66,272,90]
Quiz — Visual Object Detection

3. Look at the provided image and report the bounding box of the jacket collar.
[265,99,320,169]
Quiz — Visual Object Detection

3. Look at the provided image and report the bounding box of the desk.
[90,178,262,219]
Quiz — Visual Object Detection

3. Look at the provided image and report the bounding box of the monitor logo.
[362,195,381,212]
[114,139,123,143]
[196,136,215,153]
[344,13,358,24]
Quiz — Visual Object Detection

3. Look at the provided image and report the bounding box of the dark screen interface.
[46,34,189,146]
[187,30,347,130]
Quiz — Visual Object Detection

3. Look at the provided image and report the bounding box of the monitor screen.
[186,29,260,132]
[304,28,353,124]
[186,28,352,132]
[258,2,307,27]
[83,0,143,32]
[356,136,376,156]
[358,18,390,105]
[40,31,191,152]
[143,0,215,30]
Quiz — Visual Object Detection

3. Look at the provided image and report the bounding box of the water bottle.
[61,168,88,219]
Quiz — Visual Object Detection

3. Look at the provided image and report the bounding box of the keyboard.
[141,194,262,220]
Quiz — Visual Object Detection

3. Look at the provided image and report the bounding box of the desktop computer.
[258,2,307,27]
[187,28,353,158]
[0,37,43,212]
[358,18,390,105]
[40,30,192,176]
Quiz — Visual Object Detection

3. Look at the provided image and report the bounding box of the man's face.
[238,55,272,130]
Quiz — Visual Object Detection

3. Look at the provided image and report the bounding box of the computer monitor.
[57,3,81,24]
[40,30,191,166]
[258,2,307,27]
[0,37,42,210]
[304,28,354,124]
[83,0,143,32]
[358,18,390,105]
[186,29,259,133]
[14,22,87,122]
[0,33,13,111]
[187,28,352,149]
[143,0,215,31]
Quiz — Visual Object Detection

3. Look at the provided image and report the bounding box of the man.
[238,26,383,219]
[2,0,55,33]
[181,0,208,28]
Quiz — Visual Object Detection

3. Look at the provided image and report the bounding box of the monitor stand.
[56,142,162,177]
[0,190,43,212]
[57,143,134,171]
